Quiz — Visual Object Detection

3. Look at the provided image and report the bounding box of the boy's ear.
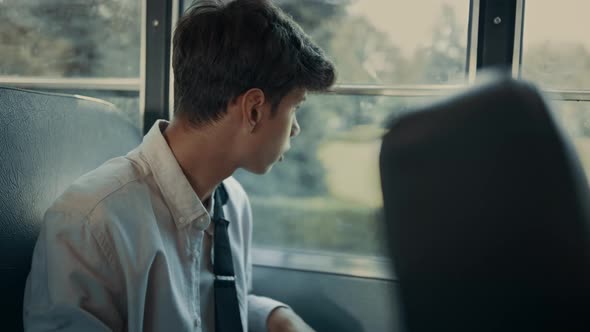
[240,88,267,132]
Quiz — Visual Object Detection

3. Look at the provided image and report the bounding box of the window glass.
[178,0,470,256]
[183,0,471,85]
[0,0,141,78]
[234,94,433,256]
[552,101,590,178]
[521,1,590,90]
[277,0,470,85]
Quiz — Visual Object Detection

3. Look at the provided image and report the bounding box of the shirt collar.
[139,120,209,229]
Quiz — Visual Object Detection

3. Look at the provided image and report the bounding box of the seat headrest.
[0,87,142,329]
[380,77,590,332]
[0,87,141,263]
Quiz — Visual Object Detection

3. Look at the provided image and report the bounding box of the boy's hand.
[267,307,316,332]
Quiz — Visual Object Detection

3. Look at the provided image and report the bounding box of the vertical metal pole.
[476,0,518,71]
[143,0,173,134]
[512,0,526,79]
[169,0,181,122]
[139,0,147,133]
[466,0,481,83]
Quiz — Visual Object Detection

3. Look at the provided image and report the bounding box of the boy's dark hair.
[172,0,336,126]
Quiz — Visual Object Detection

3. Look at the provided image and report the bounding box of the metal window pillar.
[143,0,174,134]
[475,0,520,72]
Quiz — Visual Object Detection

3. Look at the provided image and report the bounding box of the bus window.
[235,95,435,258]
[551,101,590,179]
[521,0,590,90]
[0,0,142,131]
[521,0,590,178]
[184,0,469,275]
[275,0,470,85]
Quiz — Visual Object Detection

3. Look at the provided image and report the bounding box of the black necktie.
[213,185,244,332]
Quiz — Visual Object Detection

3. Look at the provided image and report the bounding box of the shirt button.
[187,250,196,258]
[194,317,201,327]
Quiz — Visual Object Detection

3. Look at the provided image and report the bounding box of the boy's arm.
[240,191,288,332]
[23,211,124,332]
[242,193,313,332]
[246,250,315,332]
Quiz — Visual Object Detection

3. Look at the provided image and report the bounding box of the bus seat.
[0,87,142,330]
[380,77,590,332]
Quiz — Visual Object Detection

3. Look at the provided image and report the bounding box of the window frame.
[252,247,394,280]
[0,77,141,91]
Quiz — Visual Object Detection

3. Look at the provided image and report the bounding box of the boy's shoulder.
[47,154,148,223]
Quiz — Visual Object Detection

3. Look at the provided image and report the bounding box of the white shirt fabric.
[23,120,285,332]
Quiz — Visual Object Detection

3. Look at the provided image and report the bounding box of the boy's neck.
[162,118,237,203]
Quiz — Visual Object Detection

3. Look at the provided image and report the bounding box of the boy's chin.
[242,155,284,175]
[243,163,274,175]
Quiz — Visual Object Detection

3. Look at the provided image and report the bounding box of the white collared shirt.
[23,120,285,332]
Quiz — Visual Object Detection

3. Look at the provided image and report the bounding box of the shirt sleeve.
[23,209,125,332]
[248,294,289,332]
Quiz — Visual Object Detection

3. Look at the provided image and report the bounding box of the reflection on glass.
[183,0,470,85]
[0,0,141,78]
[235,94,432,257]
[522,1,590,90]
